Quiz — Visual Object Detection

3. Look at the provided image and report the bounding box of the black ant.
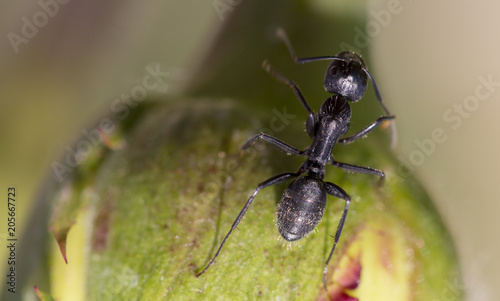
[197,28,395,290]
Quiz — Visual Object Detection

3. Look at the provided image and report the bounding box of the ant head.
[323,51,368,102]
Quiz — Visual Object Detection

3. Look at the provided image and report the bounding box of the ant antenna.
[363,68,397,148]
[276,28,341,64]
[362,68,390,115]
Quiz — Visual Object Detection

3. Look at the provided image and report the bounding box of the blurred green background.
[0,0,498,300]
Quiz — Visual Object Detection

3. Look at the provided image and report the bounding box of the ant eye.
[306,114,317,137]
[329,61,347,77]
[329,65,338,74]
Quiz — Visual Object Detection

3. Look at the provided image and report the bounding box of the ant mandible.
[197,28,396,290]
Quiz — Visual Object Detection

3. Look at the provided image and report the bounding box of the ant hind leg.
[322,182,351,292]
[196,171,300,277]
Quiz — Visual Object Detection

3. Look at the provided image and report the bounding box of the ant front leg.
[338,115,395,144]
[197,172,300,277]
[262,60,316,125]
[322,182,351,292]
[243,133,307,156]
[330,159,385,179]
[329,159,385,185]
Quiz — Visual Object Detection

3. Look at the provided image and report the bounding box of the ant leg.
[330,159,385,179]
[243,133,307,156]
[276,28,340,64]
[262,60,315,124]
[322,182,351,292]
[338,115,395,144]
[197,171,300,277]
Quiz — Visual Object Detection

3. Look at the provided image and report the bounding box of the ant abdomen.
[277,176,326,241]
